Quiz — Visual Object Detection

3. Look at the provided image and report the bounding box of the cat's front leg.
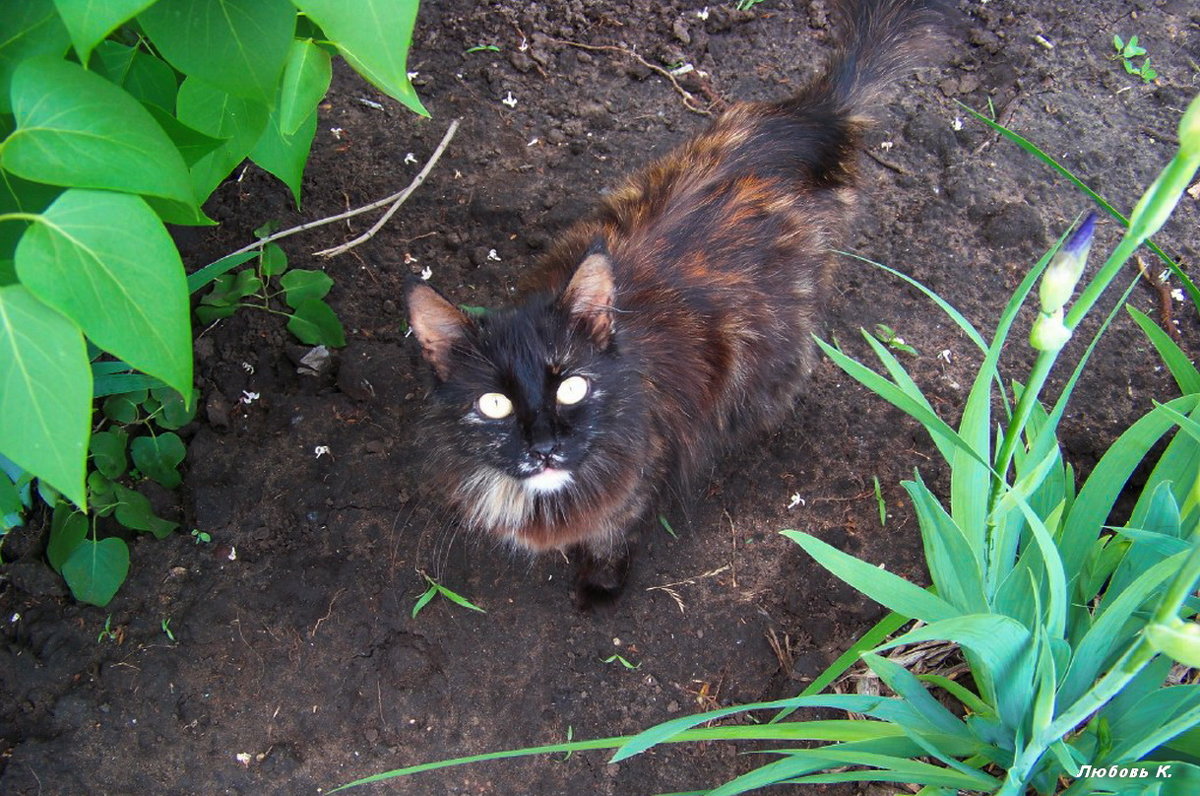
[569,532,633,610]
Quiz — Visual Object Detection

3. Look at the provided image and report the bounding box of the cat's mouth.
[521,467,574,495]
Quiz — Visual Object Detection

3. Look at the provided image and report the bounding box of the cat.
[405,0,944,606]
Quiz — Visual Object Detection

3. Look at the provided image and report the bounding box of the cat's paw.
[572,549,630,611]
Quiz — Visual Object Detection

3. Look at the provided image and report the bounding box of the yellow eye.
[476,392,513,419]
[556,375,589,406]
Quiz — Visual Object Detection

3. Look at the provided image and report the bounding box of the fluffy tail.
[819,0,947,117]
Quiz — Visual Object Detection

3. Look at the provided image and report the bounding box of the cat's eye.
[476,392,513,419]
[556,375,589,406]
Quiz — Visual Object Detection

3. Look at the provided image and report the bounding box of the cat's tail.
[812,0,948,119]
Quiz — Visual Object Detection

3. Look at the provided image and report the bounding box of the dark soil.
[3,1,1199,793]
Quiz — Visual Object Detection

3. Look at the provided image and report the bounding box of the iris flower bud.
[1030,307,1072,352]
[1128,93,1200,246]
[1038,213,1096,315]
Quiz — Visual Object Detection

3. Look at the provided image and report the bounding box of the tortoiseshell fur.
[405,0,943,605]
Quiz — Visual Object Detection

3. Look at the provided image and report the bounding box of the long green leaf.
[15,189,193,398]
[782,530,960,623]
[1127,305,1200,395]
[0,285,90,507]
[3,56,195,205]
[905,474,987,613]
[186,250,259,294]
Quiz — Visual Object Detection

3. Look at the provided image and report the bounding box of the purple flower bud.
[1039,213,1097,314]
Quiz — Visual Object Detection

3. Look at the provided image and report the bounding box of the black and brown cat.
[406,0,945,605]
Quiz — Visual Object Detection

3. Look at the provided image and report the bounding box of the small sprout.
[873,324,919,356]
[412,573,486,618]
[465,44,501,54]
[562,726,575,761]
[735,0,765,9]
[191,528,212,545]
[873,476,886,528]
[501,91,518,108]
[602,654,641,670]
[97,615,119,644]
[161,617,176,643]
[658,514,678,538]
[1112,34,1157,83]
[787,493,805,509]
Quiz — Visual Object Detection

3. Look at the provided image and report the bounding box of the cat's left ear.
[560,247,615,348]
[405,278,470,380]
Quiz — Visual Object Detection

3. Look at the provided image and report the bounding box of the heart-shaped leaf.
[153,387,198,430]
[61,537,129,606]
[131,432,186,489]
[102,389,147,424]
[90,429,129,479]
[112,483,177,538]
[279,38,332,136]
[52,0,157,62]
[48,502,88,573]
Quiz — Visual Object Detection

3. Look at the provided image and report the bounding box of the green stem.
[1064,232,1143,332]
[0,211,40,225]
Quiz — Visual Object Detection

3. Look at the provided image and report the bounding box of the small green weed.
[465,45,501,54]
[735,0,767,10]
[872,475,886,528]
[657,514,678,538]
[411,573,487,618]
[602,654,641,670]
[872,323,918,356]
[1113,34,1158,83]
[97,615,119,644]
[191,529,212,545]
[161,617,176,643]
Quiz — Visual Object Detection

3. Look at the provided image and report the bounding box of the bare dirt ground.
[3,1,1199,793]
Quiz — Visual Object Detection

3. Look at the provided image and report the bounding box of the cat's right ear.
[405,278,470,380]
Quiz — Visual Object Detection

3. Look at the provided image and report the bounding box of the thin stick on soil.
[216,119,461,262]
[313,118,461,258]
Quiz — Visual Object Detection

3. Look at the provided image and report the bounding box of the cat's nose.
[529,439,558,462]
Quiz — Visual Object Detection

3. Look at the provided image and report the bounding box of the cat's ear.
[560,246,615,348]
[405,278,470,380]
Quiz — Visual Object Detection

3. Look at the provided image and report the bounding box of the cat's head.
[405,249,630,499]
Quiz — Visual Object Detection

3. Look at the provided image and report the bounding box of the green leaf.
[112,482,177,537]
[249,103,317,206]
[153,387,197,429]
[90,429,128,479]
[15,189,193,398]
[782,530,960,623]
[260,243,288,277]
[61,537,129,606]
[0,0,70,114]
[102,389,146,423]
[293,0,428,116]
[3,57,195,205]
[411,585,437,618]
[279,38,332,136]
[47,502,87,572]
[0,285,90,507]
[130,432,186,489]
[876,615,1034,732]
[176,76,271,201]
[51,0,157,62]
[0,171,62,260]
[1127,305,1200,394]
[1146,620,1200,668]
[287,298,345,347]
[89,41,178,111]
[142,103,229,168]
[904,474,987,614]
[137,0,296,104]
[279,269,333,307]
[187,251,259,294]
